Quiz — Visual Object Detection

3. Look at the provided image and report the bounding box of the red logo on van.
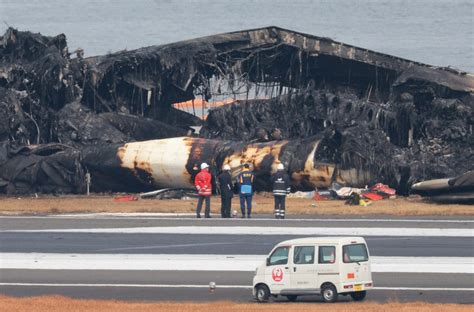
[272,268,284,282]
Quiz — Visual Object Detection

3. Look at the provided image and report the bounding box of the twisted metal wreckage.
[0,27,473,201]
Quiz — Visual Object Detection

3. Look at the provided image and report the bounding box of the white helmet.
[200,163,209,170]
[223,164,231,171]
[277,163,285,170]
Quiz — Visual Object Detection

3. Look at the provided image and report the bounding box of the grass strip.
[0,194,472,216]
[0,295,472,312]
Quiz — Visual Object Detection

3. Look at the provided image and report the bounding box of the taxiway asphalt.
[1,214,473,303]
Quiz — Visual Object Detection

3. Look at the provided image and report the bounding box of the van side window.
[343,244,369,263]
[318,246,335,264]
[268,246,289,266]
[294,246,315,264]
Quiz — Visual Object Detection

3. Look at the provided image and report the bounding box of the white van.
[252,237,373,303]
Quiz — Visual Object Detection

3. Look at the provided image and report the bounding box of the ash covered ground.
[0,27,472,196]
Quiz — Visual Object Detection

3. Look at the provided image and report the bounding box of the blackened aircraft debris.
[0,26,472,200]
[411,171,474,204]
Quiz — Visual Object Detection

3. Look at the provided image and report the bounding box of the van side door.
[290,245,318,291]
[264,246,292,293]
[316,245,339,287]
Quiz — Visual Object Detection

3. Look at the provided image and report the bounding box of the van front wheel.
[255,285,270,303]
[350,291,366,301]
[321,284,338,303]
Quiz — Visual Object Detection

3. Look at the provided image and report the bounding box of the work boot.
[247,215,251,219]
[205,215,212,218]
[241,215,246,218]
[197,215,201,218]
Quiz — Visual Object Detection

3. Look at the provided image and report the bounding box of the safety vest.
[238,169,254,194]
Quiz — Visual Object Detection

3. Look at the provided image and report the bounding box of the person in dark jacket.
[237,164,255,218]
[218,164,233,218]
[271,163,291,219]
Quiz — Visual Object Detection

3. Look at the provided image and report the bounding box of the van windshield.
[268,246,289,266]
[342,244,369,263]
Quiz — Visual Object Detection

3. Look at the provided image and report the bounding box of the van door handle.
[284,267,289,270]
[293,267,297,272]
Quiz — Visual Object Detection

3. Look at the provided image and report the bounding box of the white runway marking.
[373,287,474,291]
[98,242,233,252]
[2,214,472,223]
[0,283,473,292]
[1,253,473,273]
[5,226,472,237]
[0,282,251,289]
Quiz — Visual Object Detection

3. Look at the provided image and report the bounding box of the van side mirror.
[266,257,270,266]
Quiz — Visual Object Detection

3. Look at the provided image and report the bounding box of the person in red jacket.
[195,162,212,218]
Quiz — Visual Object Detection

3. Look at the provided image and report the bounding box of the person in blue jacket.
[237,164,255,218]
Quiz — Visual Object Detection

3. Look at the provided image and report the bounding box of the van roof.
[276,237,366,246]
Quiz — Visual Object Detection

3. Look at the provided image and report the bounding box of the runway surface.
[0,214,473,303]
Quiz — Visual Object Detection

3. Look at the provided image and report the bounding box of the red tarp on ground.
[371,183,396,196]
[361,192,384,201]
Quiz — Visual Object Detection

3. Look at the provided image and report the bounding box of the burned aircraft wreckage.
[0,26,472,201]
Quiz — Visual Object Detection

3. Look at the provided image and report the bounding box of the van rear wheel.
[255,285,270,303]
[321,284,338,303]
[286,295,298,302]
[350,291,366,301]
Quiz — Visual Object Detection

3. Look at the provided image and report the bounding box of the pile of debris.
[0,26,472,202]
[307,182,396,206]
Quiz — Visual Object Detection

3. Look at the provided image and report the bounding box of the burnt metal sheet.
[78,26,473,121]
[0,142,85,194]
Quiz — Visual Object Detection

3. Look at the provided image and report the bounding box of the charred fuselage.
[0,26,472,196]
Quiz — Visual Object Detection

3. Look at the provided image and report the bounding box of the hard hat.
[200,163,209,170]
[223,164,231,171]
[277,163,285,170]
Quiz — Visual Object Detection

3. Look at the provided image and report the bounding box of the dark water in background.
[0,0,473,71]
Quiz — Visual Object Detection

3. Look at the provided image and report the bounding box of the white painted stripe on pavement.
[58,213,196,217]
[0,283,473,292]
[2,214,473,223]
[4,226,472,237]
[1,253,473,273]
[0,282,251,289]
[373,287,474,291]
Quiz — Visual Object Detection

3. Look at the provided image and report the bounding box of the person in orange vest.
[195,162,212,218]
